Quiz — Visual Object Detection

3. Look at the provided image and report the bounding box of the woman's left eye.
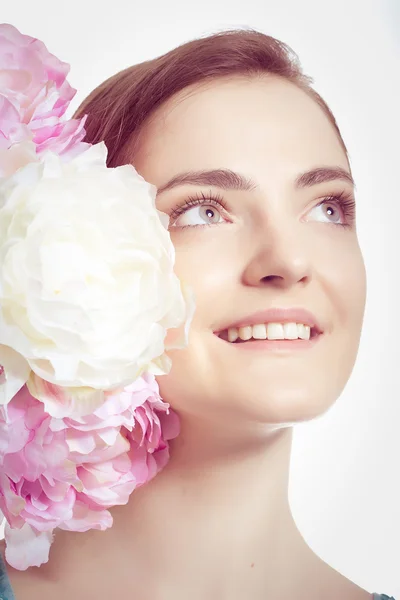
[309,201,343,224]
[306,194,354,227]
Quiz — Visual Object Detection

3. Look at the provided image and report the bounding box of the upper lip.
[214,307,323,334]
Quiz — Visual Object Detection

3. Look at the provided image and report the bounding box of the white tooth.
[266,323,284,340]
[298,324,311,340]
[228,327,239,342]
[252,324,267,339]
[238,326,252,341]
[283,323,299,339]
[298,324,306,339]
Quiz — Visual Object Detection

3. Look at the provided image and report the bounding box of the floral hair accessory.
[0,23,194,570]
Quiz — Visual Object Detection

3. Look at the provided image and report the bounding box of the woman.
[1,28,395,600]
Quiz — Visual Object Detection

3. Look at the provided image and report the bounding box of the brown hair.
[73,28,349,167]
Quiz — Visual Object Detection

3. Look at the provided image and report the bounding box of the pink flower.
[0,374,180,570]
[0,23,88,166]
[0,96,31,149]
[0,389,79,534]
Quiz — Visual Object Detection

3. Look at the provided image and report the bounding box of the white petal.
[164,282,195,352]
[0,345,30,405]
[4,522,53,570]
[0,140,38,178]
[27,372,106,419]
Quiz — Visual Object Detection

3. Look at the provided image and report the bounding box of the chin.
[216,380,343,427]
[158,352,353,429]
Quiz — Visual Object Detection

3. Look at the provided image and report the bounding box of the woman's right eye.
[171,204,226,228]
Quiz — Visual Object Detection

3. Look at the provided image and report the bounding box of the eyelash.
[169,191,228,225]
[314,190,356,229]
[169,189,356,229]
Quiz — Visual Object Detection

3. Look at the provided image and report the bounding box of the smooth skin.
[6,76,371,600]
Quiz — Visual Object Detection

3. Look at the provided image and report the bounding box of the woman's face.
[133,76,366,429]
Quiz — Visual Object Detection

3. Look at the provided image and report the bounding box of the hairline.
[123,73,351,172]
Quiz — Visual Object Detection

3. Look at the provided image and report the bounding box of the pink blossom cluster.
[0,23,88,171]
[0,374,179,569]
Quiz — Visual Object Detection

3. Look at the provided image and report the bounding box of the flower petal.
[0,345,30,406]
[27,372,106,419]
[4,521,53,569]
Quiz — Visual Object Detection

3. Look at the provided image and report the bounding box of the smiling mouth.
[215,322,322,344]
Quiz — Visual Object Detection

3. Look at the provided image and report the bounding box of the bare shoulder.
[297,549,373,600]
[310,559,373,600]
[326,576,373,600]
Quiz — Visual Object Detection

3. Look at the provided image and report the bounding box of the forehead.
[134,76,348,185]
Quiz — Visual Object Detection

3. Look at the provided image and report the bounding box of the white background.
[2,0,400,595]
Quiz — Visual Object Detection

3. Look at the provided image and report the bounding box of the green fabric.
[0,552,14,600]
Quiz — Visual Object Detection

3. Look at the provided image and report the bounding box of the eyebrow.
[156,166,355,195]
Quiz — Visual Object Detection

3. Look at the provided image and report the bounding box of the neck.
[46,419,325,599]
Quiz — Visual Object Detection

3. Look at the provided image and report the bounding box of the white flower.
[0,142,193,389]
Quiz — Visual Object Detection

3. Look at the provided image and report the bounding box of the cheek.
[323,237,367,329]
[171,233,239,324]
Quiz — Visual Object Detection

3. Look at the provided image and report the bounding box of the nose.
[242,224,312,289]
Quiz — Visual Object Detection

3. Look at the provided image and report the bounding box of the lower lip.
[216,334,323,351]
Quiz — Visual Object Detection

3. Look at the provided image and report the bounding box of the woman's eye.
[172,204,226,228]
[307,200,344,225]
